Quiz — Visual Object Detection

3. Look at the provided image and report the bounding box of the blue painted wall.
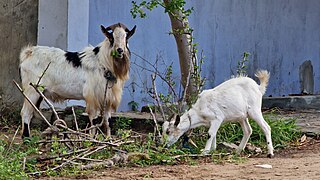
[88,0,320,111]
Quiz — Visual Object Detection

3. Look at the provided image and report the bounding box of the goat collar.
[103,68,117,88]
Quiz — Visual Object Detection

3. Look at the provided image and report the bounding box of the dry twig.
[72,107,79,131]
[149,106,161,138]
[29,83,60,121]
[79,153,128,170]
[13,80,52,127]
[36,62,51,86]
[151,73,167,121]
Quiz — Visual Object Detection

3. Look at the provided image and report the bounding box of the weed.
[114,117,132,130]
[128,101,140,111]
[0,135,39,179]
[236,52,250,76]
[0,109,301,178]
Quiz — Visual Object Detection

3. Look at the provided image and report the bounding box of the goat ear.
[126,25,136,40]
[167,113,175,123]
[162,121,169,134]
[100,25,107,33]
[101,25,113,40]
[174,114,180,127]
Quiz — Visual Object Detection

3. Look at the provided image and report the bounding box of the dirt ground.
[4,109,320,180]
[46,109,320,180]
[63,138,319,180]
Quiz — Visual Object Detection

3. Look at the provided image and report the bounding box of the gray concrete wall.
[38,0,68,49]
[88,0,320,111]
[0,0,38,103]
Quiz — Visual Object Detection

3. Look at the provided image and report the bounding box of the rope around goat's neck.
[102,70,116,115]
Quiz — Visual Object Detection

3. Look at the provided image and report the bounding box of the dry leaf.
[300,134,307,143]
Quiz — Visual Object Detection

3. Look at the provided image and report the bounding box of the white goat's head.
[101,23,136,59]
[162,113,185,147]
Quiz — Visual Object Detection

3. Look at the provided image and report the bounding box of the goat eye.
[166,129,170,134]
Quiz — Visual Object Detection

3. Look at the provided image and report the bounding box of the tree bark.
[163,0,196,104]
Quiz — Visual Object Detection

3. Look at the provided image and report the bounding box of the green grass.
[0,111,302,179]
[0,136,40,180]
[215,113,301,149]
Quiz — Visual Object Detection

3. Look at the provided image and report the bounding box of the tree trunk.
[163,0,196,104]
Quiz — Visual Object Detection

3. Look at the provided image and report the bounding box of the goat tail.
[255,70,270,95]
[19,45,33,63]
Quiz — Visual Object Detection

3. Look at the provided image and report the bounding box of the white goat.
[19,23,136,138]
[162,70,274,157]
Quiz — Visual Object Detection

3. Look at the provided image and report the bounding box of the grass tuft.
[0,111,301,178]
[216,113,301,150]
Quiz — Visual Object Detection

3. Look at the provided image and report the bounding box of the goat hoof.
[201,150,210,155]
[267,153,274,158]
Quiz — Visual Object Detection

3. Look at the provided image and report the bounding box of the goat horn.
[188,138,198,148]
[106,23,129,32]
[118,23,129,32]
[105,26,113,31]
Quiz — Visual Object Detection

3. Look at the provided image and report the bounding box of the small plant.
[0,134,39,179]
[128,100,139,111]
[131,1,193,19]
[114,117,132,130]
[236,52,250,76]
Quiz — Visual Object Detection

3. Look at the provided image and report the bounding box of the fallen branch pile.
[13,77,149,176]
[11,58,220,177]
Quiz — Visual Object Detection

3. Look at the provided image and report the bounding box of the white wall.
[38,0,89,51]
[38,0,68,49]
[67,0,89,51]
[89,0,320,111]
[38,0,89,108]
[38,0,320,111]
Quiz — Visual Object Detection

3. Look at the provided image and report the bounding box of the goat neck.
[178,109,206,132]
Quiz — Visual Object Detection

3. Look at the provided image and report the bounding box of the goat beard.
[113,54,130,81]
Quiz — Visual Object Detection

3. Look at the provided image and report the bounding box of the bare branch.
[81,144,108,158]
[37,139,119,147]
[13,80,52,127]
[148,106,161,138]
[30,83,60,121]
[131,52,178,99]
[5,126,20,156]
[79,153,128,170]
[36,62,51,86]
[72,107,79,131]
[151,73,166,121]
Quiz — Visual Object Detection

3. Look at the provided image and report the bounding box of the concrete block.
[263,95,320,110]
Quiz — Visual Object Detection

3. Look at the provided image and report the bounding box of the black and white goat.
[19,23,136,138]
[162,70,274,157]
